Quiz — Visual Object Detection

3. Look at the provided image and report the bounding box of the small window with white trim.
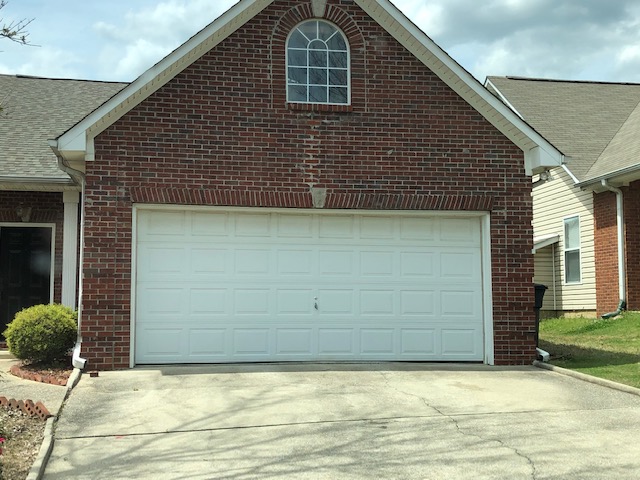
[564,215,581,283]
[286,20,350,105]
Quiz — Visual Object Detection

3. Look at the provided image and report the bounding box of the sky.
[1,0,640,84]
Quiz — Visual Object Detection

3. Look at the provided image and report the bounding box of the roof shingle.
[0,74,127,182]
[487,76,640,183]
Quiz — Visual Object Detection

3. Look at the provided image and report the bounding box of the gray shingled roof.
[487,76,640,183]
[0,74,127,184]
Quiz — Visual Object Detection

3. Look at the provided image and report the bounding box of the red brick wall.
[0,191,64,304]
[82,0,536,369]
[624,181,640,310]
[594,182,640,315]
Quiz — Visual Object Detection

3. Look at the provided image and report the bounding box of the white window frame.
[563,215,581,284]
[286,19,351,105]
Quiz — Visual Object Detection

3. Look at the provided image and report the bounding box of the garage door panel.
[360,329,395,354]
[360,217,395,239]
[138,247,186,276]
[139,328,185,359]
[399,217,436,241]
[141,211,186,238]
[191,248,228,275]
[400,290,435,316]
[317,289,354,315]
[360,251,394,276]
[440,251,481,280]
[277,249,313,275]
[440,218,480,244]
[233,329,270,355]
[441,328,481,358]
[234,289,270,315]
[235,214,271,237]
[189,329,227,356]
[360,290,395,315]
[276,329,313,355]
[318,329,355,355]
[191,212,229,236]
[440,290,482,317]
[189,289,227,315]
[319,216,354,238]
[135,210,486,364]
[400,252,434,278]
[276,289,315,315]
[400,329,436,355]
[234,249,270,275]
[277,215,314,237]
[138,288,184,317]
[318,250,354,276]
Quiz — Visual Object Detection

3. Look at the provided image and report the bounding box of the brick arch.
[271,2,366,110]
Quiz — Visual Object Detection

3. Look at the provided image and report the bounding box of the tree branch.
[0,0,33,45]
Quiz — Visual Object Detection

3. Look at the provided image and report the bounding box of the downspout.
[601,179,626,319]
[54,148,88,369]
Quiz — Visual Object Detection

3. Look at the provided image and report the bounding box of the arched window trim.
[286,19,351,105]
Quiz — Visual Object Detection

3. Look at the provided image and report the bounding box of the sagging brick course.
[81,0,536,369]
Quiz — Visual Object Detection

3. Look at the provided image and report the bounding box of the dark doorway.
[0,227,52,332]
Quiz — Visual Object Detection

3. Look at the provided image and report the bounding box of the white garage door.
[134,209,486,364]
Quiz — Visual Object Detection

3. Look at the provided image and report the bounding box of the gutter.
[600,179,627,319]
[50,140,88,370]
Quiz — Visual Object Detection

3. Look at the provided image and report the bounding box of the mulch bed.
[8,359,73,387]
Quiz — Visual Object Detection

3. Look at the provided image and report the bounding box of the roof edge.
[56,0,273,156]
[358,0,563,171]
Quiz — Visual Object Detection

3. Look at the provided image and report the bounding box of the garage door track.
[44,364,640,479]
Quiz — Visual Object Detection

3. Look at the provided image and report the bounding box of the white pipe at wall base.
[601,180,626,318]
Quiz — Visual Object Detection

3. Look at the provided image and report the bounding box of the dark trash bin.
[534,284,548,347]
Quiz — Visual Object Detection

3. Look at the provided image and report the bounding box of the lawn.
[538,312,640,388]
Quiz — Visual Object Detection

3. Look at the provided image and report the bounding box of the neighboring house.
[0,75,126,340]
[3,0,562,369]
[486,76,640,318]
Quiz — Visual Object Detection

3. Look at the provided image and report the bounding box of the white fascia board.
[484,78,524,119]
[532,234,559,254]
[55,0,273,159]
[562,164,580,184]
[360,0,563,171]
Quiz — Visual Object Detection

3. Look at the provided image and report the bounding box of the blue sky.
[1,0,640,83]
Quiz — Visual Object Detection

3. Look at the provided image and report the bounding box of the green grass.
[538,312,640,388]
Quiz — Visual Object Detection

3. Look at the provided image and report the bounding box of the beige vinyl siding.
[533,166,596,311]
[534,245,557,311]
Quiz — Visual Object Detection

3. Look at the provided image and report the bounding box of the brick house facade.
[594,182,640,316]
[53,0,561,369]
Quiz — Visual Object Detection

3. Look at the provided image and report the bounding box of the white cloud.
[93,0,237,80]
[0,46,82,79]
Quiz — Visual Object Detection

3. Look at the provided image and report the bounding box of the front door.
[0,227,52,332]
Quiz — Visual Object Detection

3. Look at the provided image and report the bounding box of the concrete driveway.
[44,364,640,479]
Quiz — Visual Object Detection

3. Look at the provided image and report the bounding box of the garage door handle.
[314,297,318,310]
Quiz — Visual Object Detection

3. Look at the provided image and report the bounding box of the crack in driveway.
[377,371,538,480]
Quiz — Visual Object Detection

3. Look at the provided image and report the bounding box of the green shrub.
[3,304,77,364]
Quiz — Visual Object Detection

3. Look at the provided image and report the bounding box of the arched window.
[287,20,349,105]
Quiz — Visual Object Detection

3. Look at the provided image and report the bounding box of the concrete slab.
[45,364,640,479]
